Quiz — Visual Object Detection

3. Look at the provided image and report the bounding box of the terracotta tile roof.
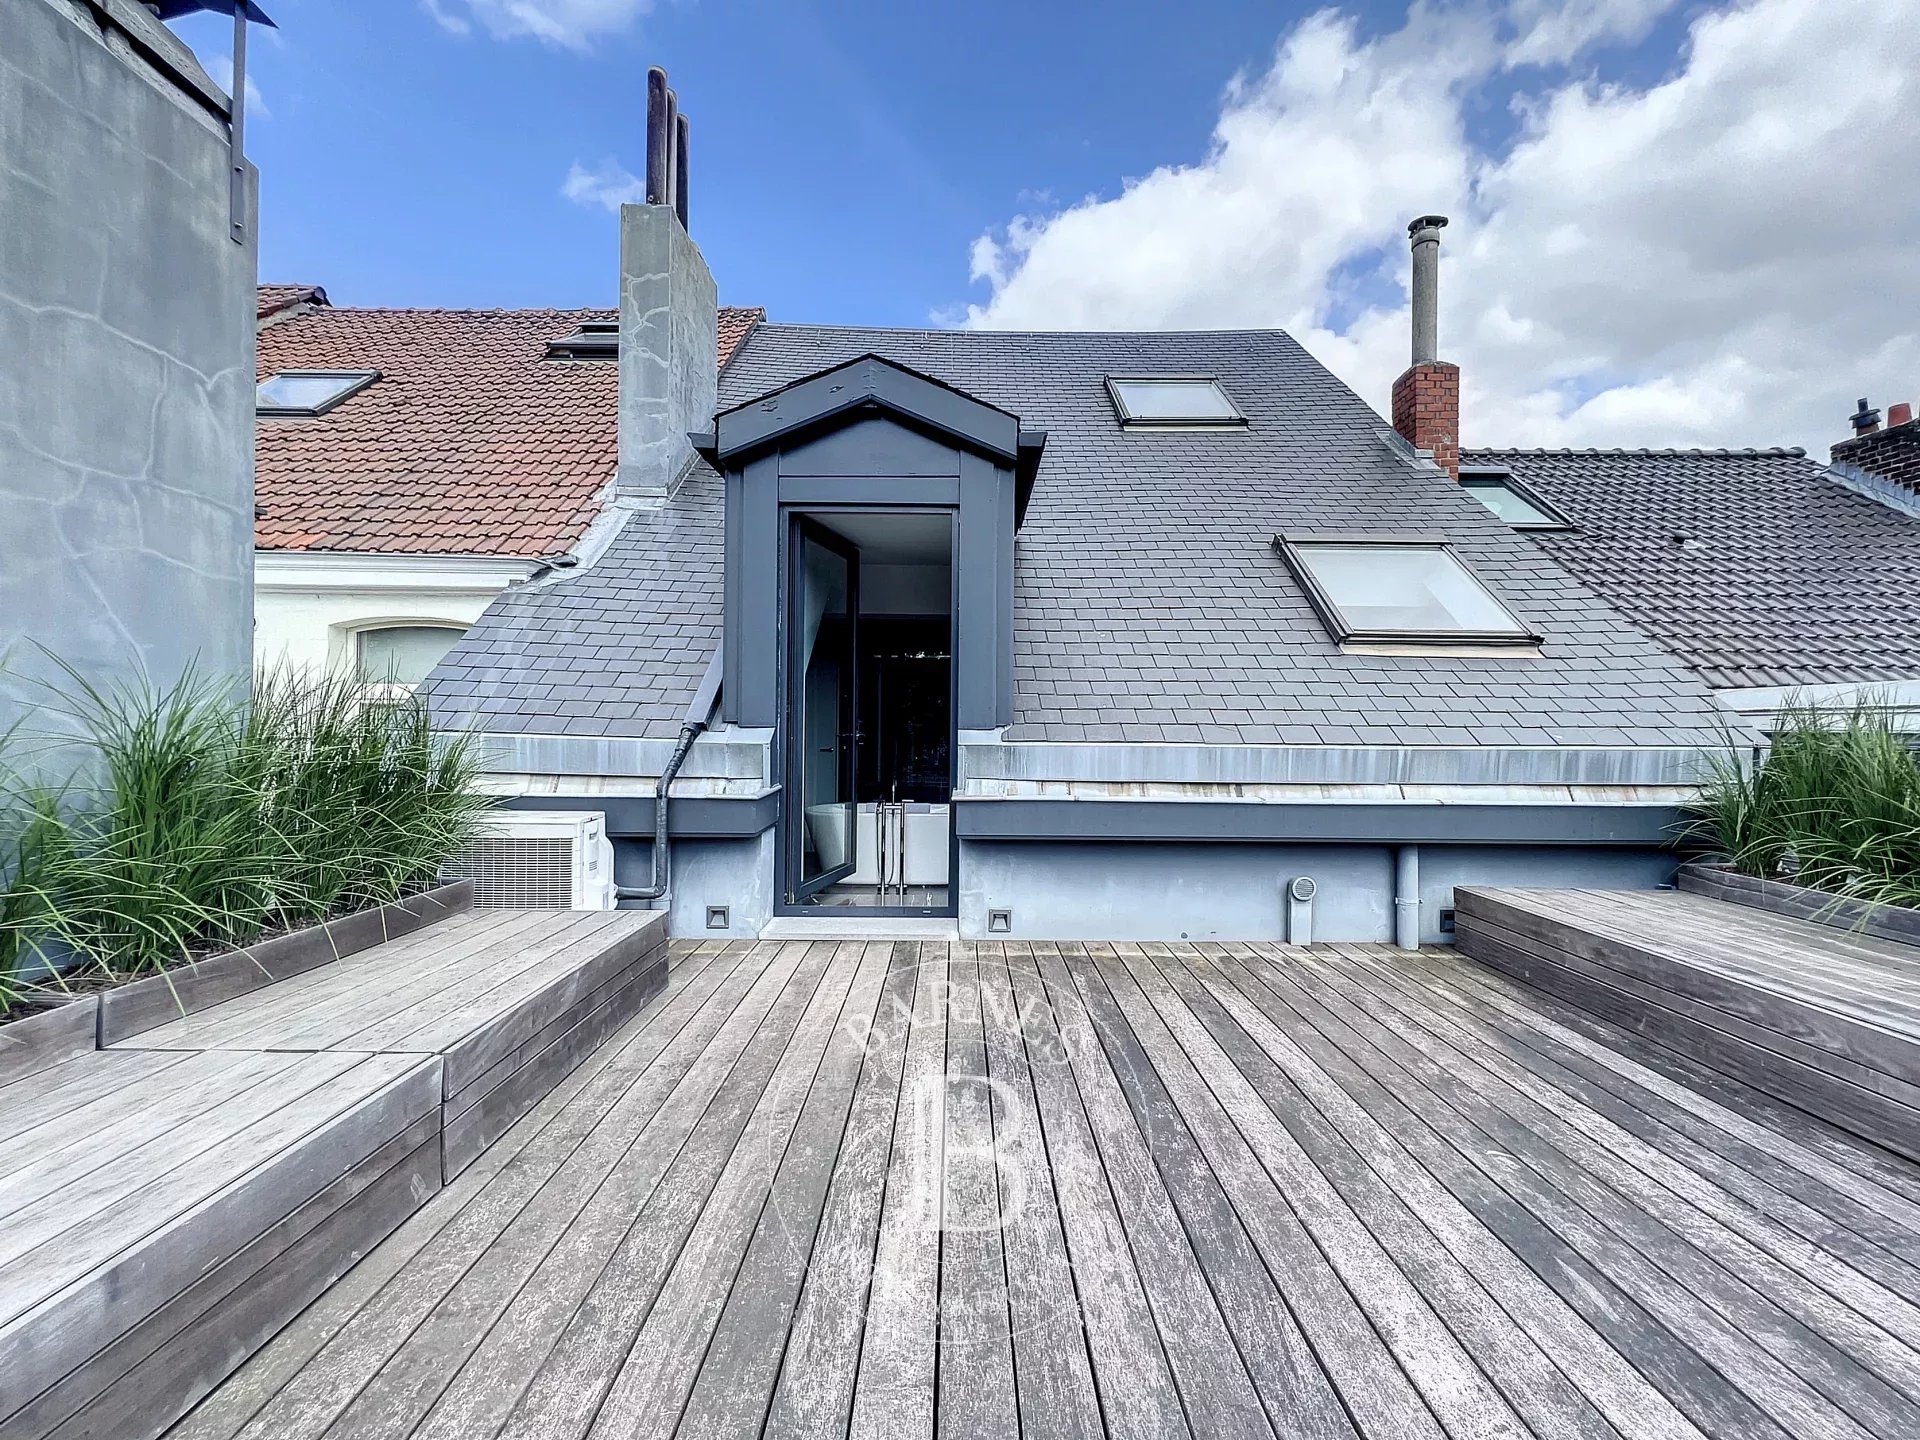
[257,283,326,321]
[255,296,764,557]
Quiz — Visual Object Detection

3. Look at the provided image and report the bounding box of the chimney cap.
[1408,214,1450,238]
[1852,397,1882,435]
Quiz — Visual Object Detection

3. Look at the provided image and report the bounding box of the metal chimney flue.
[1408,214,1449,365]
[675,113,690,228]
[645,67,671,207]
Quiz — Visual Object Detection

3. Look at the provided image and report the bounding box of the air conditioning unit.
[448,810,616,910]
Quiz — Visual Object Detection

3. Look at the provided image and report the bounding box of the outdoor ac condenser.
[447,810,616,910]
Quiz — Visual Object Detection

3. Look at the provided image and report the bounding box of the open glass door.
[787,517,860,901]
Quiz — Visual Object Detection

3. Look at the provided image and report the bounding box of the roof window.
[1106,376,1245,428]
[1275,534,1539,646]
[1460,471,1571,529]
[545,321,619,360]
[256,370,378,416]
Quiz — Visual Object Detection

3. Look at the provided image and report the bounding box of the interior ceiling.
[815,511,952,564]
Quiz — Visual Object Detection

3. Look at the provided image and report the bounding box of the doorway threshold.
[761,916,960,941]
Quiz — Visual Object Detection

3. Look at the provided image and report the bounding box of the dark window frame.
[1458,467,1574,530]
[1273,532,1542,646]
[1104,374,1248,429]
[256,369,381,417]
[545,321,619,360]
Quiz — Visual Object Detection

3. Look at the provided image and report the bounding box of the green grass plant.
[1695,699,1920,910]
[0,663,491,988]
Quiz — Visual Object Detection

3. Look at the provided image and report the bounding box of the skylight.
[256,370,379,416]
[1461,473,1570,529]
[1275,534,1539,646]
[1106,376,1245,427]
[545,321,619,360]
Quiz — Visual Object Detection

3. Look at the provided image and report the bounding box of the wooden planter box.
[0,988,101,1088]
[97,880,474,1047]
[1677,862,1920,947]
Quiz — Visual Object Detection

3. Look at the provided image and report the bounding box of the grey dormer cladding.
[710,354,1032,731]
[430,325,1732,748]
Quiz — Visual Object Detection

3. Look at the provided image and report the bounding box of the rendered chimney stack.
[619,64,717,499]
[1392,215,1461,481]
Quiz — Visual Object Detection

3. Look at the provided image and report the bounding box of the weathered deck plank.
[163,938,747,1440]
[848,939,949,1440]
[165,938,1920,1440]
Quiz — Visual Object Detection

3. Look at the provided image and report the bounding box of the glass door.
[786,517,860,900]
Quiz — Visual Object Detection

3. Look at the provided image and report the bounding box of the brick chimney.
[1832,395,1920,498]
[1392,215,1460,481]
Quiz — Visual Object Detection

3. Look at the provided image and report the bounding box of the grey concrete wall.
[1415,844,1674,944]
[612,832,774,938]
[957,838,1675,942]
[0,0,255,763]
[617,203,716,499]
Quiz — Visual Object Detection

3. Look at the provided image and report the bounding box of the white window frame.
[257,369,381,417]
[1459,469,1573,530]
[1105,375,1247,429]
[350,620,468,694]
[1274,532,1541,646]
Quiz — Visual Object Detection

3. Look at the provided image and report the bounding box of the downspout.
[1393,845,1421,951]
[617,647,723,905]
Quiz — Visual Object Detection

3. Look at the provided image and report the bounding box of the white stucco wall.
[254,552,533,677]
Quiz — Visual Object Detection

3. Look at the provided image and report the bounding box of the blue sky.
[174,1,1919,454]
[173,0,1465,320]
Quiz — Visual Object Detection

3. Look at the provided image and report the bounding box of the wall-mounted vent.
[546,321,619,360]
[445,811,615,909]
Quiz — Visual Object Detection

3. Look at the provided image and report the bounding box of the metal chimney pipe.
[675,112,690,229]
[664,88,680,217]
[645,67,670,206]
[1408,214,1449,365]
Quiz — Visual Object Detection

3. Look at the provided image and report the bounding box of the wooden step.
[116,908,671,1180]
[0,906,670,1440]
[0,1049,441,1439]
[1454,885,1920,1160]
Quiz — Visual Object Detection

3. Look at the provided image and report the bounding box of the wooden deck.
[0,908,668,1440]
[1456,886,1920,1160]
[170,938,1920,1440]
[0,1047,442,1439]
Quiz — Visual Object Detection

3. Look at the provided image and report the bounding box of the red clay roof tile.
[255,295,762,557]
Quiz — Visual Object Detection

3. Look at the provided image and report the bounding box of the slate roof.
[430,324,1733,747]
[254,297,763,557]
[1464,447,1920,690]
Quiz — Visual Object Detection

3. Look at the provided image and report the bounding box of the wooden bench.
[1454,885,1920,1159]
[0,1047,441,1439]
[0,905,670,1439]
[116,908,670,1178]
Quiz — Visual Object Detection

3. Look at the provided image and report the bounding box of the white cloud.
[205,54,267,118]
[1503,0,1678,67]
[961,0,1920,455]
[422,0,653,49]
[561,159,648,212]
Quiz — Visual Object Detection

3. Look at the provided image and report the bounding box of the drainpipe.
[1393,845,1421,950]
[616,647,723,905]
